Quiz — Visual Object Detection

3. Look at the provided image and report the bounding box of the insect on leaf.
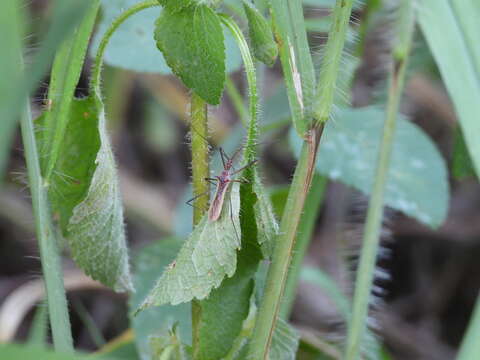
[137,182,241,309]
[37,96,133,292]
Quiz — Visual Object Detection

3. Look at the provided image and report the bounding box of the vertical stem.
[190,92,210,355]
[280,174,327,319]
[344,2,415,358]
[247,128,322,359]
[20,95,73,353]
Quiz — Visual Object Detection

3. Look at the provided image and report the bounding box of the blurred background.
[0,1,479,359]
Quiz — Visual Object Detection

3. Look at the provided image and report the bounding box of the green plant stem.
[43,0,100,181]
[280,174,327,319]
[313,0,354,125]
[458,291,480,359]
[190,92,210,356]
[247,127,322,359]
[344,2,415,358]
[90,0,159,95]
[225,76,248,127]
[20,91,73,353]
[220,15,258,162]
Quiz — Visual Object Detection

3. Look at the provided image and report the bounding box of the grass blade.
[418,0,480,177]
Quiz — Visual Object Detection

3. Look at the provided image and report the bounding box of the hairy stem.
[90,0,159,95]
[43,0,100,181]
[344,1,415,358]
[313,0,354,125]
[220,15,258,162]
[20,87,73,353]
[190,92,210,356]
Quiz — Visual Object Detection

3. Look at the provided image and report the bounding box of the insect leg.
[231,159,259,176]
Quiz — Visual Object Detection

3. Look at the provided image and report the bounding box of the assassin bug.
[206,147,257,221]
[187,145,257,222]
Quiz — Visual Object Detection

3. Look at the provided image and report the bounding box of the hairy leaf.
[129,238,191,360]
[92,0,241,74]
[158,0,193,13]
[418,0,480,178]
[38,96,133,292]
[137,182,240,308]
[290,106,449,228]
[243,0,278,66]
[154,4,226,104]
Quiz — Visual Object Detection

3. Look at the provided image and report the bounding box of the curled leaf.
[39,96,133,292]
[243,0,278,66]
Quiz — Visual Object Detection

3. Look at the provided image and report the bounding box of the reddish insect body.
[205,148,257,222]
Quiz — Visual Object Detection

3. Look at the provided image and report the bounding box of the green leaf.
[252,169,278,257]
[268,318,300,360]
[418,0,480,178]
[452,126,476,179]
[158,0,193,13]
[129,238,191,360]
[92,0,241,74]
[39,96,133,292]
[149,326,192,360]
[0,344,88,360]
[92,340,140,360]
[154,4,226,104]
[0,0,23,180]
[137,182,240,308]
[270,0,316,136]
[243,1,278,66]
[289,106,449,228]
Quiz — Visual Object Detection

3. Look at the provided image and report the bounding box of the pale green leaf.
[129,238,191,360]
[268,318,299,360]
[243,0,278,66]
[252,169,278,257]
[41,96,133,292]
[154,4,225,104]
[0,344,88,360]
[138,182,240,308]
[92,0,241,74]
[418,0,480,178]
[149,326,192,360]
[289,106,449,228]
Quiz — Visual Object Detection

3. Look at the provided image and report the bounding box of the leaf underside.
[138,182,241,308]
[37,96,133,292]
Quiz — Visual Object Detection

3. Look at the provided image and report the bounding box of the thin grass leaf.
[137,182,240,309]
[269,0,316,136]
[418,0,480,178]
